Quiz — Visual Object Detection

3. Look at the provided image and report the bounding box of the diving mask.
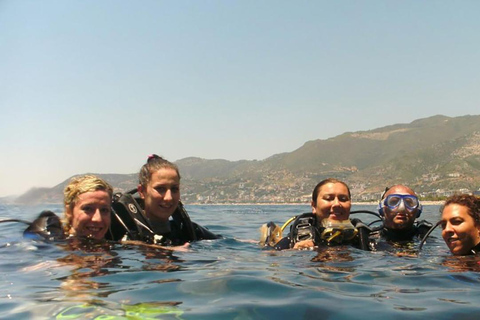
[320,219,357,244]
[384,194,419,211]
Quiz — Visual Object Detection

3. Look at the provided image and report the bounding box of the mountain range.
[10,114,480,205]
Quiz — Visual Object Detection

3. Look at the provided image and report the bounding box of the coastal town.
[180,172,480,205]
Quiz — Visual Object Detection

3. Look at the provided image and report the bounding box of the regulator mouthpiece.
[320,219,357,244]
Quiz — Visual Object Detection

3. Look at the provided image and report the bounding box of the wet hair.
[63,174,113,233]
[312,178,351,206]
[441,194,480,224]
[138,154,181,188]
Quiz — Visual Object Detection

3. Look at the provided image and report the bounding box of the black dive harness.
[274,211,375,251]
[106,189,198,245]
[380,219,433,242]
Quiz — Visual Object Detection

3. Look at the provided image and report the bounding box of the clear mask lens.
[385,194,419,210]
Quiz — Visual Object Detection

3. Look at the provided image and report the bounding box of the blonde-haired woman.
[25,174,113,240]
[62,175,113,239]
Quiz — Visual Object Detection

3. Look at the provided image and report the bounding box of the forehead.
[76,190,111,204]
[319,182,349,195]
[442,203,471,219]
[150,167,180,184]
[385,185,415,197]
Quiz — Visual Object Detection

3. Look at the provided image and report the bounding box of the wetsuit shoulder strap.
[107,189,155,242]
[171,201,197,241]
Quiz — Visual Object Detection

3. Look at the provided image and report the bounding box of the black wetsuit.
[370,219,433,252]
[273,213,372,251]
[115,218,221,246]
[106,192,221,245]
[468,242,480,255]
[376,220,433,242]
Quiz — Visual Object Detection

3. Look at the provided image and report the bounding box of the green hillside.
[12,115,480,204]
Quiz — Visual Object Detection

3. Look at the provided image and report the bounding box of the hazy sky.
[1,1,479,197]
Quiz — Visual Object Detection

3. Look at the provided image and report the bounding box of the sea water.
[1,203,480,319]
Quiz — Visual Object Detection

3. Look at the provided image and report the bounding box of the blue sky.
[1,1,479,197]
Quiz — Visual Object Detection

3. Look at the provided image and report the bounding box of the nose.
[443,221,454,234]
[164,189,173,201]
[396,200,406,212]
[332,197,341,206]
[92,209,102,222]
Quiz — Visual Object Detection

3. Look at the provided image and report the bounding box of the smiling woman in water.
[23,175,113,241]
[63,175,113,239]
[266,178,372,251]
[440,194,480,256]
[107,154,220,246]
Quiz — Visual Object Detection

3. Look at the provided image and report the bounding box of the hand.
[170,242,191,252]
[293,239,315,250]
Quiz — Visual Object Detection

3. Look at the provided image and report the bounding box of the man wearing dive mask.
[377,185,431,242]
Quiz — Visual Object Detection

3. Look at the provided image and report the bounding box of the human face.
[311,182,351,222]
[138,167,180,222]
[69,190,111,239]
[382,185,419,230]
[441,204,480,256]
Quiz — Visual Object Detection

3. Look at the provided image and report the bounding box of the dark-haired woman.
[114,154,220,246]
[440,194,480,256]
[137,154,183,232]
[273,178,371,251]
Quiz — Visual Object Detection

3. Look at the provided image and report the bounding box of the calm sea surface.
[1,203,480,319]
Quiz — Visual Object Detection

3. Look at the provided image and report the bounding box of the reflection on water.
[2,204,480,319]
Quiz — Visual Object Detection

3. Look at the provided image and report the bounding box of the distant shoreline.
[5,200,445,206]
[186,201,444,206]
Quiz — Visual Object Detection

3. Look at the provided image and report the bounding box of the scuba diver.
[260,178,372,251]
[22,174,114,241]
[106,154,220,246]
[373,185,432,244]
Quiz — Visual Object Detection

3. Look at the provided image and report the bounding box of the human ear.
[137,184,145,199]
[311,200,317,214]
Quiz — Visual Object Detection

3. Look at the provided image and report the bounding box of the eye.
[155,187,167,194]
[171,186,180,193]
[100,207,111,215]
[440,222,446,230]
[386,196,401,207]
[451,218,464,226]
[322,195,334,201]
[404,197,418,207]
[338,195,350,202]
[81,205,94,214]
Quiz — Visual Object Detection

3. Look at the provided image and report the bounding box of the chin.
[451,246,467,256]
